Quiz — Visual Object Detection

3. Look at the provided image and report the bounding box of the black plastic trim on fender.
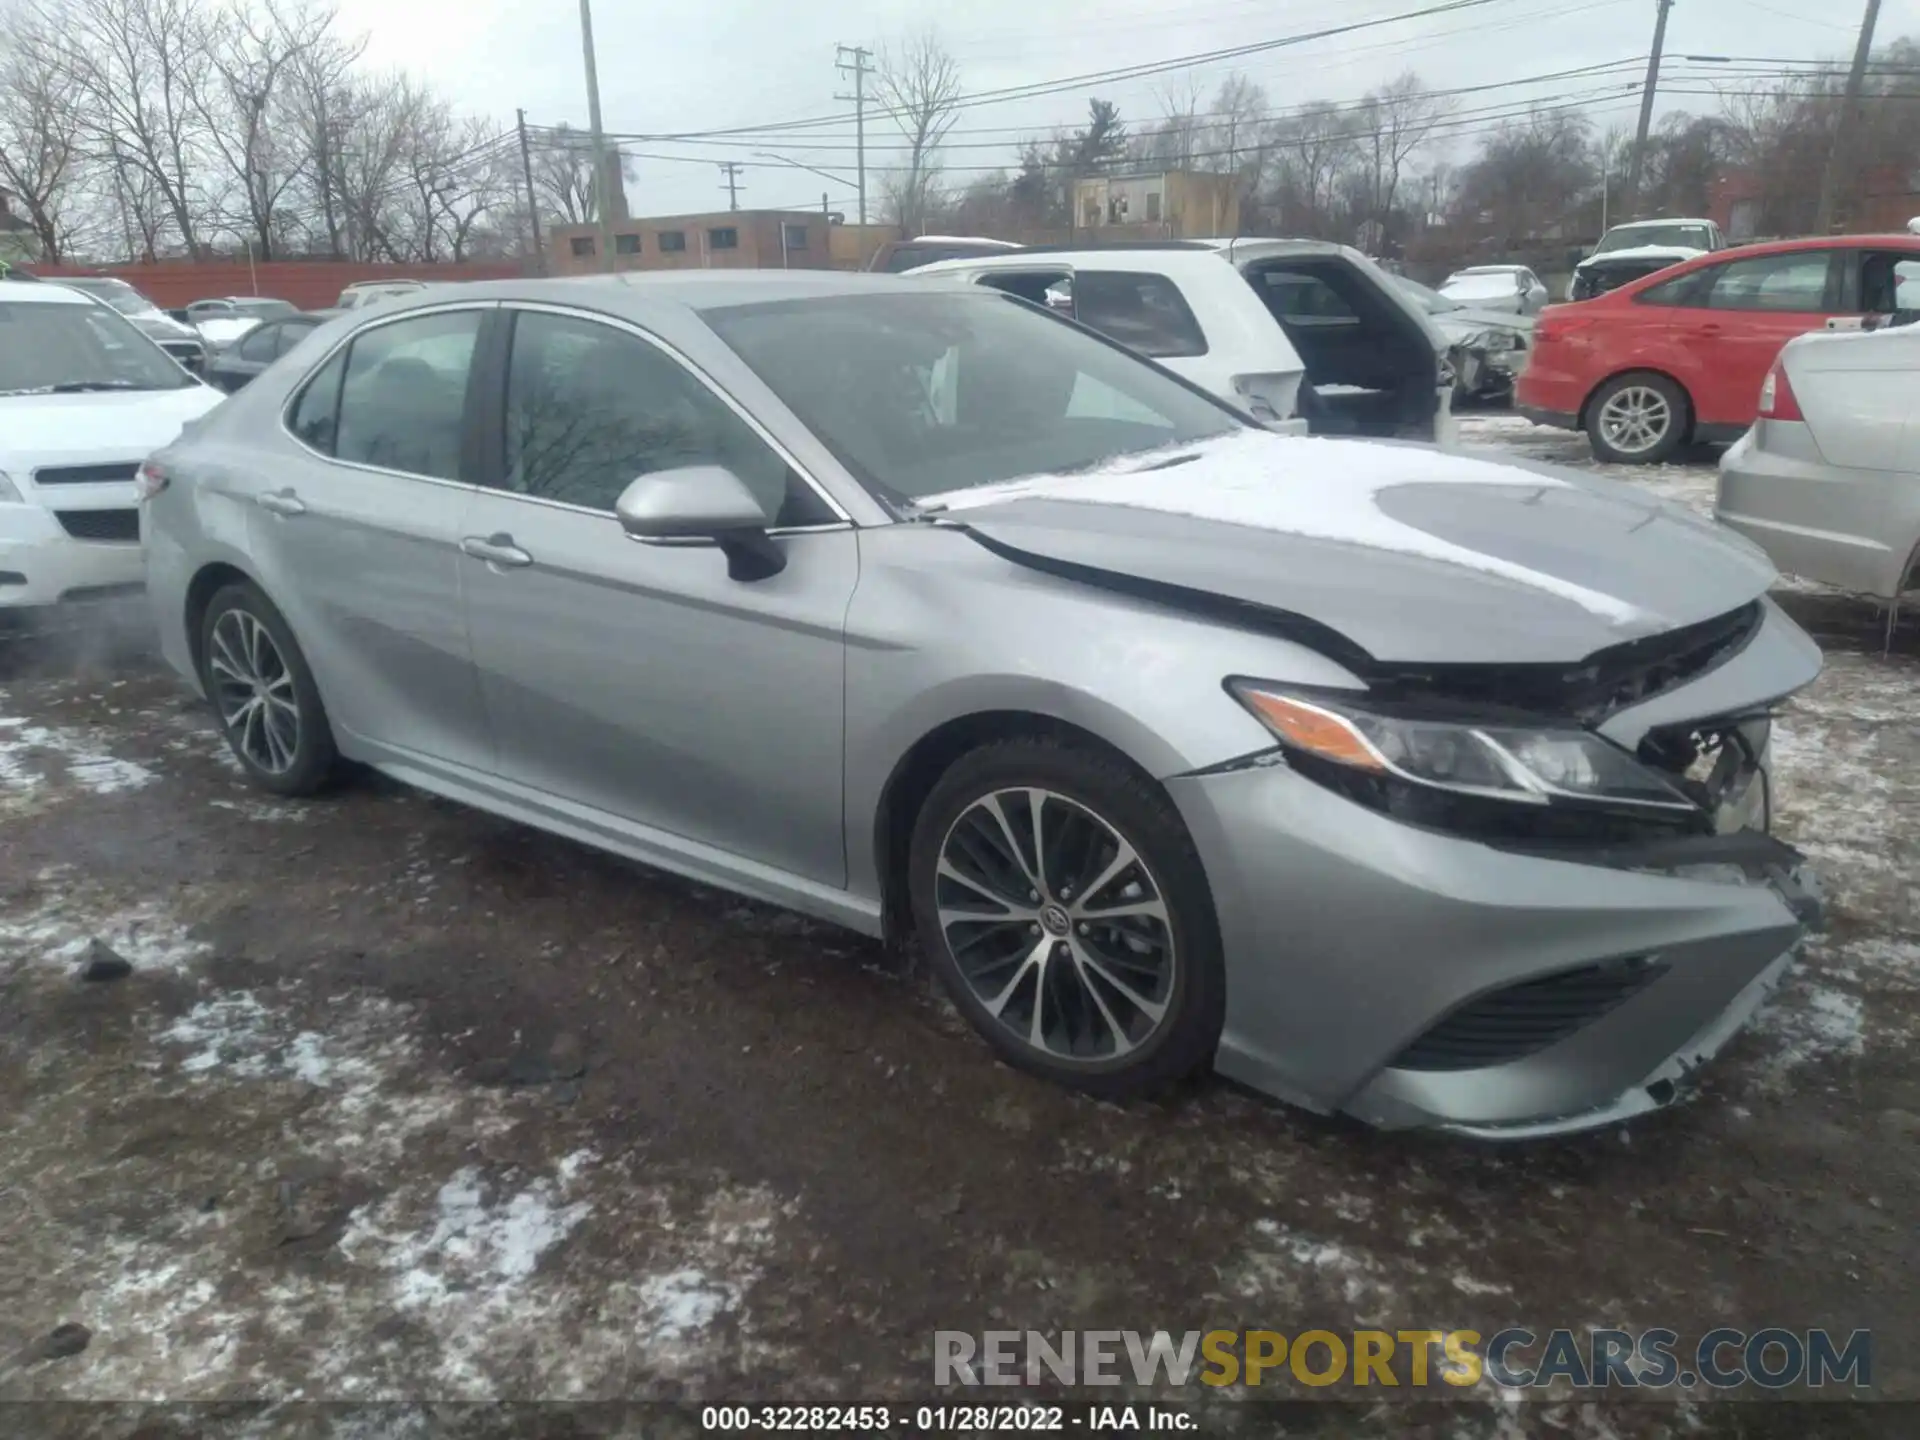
[956,523,1380,675]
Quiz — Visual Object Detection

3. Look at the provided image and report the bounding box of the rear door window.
[234,324,282,363]
[1700,252,1835,312]
[330,310,483,480]
[1068,271,1208,358]
[1259,272,1358,325]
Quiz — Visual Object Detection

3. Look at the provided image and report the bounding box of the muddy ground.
[0,417,1914,1438]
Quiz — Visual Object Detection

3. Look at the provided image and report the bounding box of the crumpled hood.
[1432,307,1534,342]
[0,386,224,469]
[1575,244,1704,271]
[929,432,1777,665]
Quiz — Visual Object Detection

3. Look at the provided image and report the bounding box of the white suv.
[909,239,1454,444]
[1,281,223,611]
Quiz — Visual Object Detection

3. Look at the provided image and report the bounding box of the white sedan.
[1440,265,1551,316]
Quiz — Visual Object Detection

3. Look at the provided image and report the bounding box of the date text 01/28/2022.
[699,1405,1193,1431]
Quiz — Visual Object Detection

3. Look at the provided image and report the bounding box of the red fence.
[33,259,527,311]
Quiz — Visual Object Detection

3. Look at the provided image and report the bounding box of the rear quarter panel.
[1791,329,1920,471]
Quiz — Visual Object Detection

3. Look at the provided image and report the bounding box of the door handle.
[460,533,533,568]
[257,488,306,516]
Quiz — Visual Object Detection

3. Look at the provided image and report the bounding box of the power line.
[627,0,1523,143]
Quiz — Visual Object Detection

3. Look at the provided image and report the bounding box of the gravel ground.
[0,416,1914,1437]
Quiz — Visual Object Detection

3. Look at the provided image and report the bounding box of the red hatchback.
[1517,233,1920,464]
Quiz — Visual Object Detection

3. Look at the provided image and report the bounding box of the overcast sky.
[333,0,1920,219]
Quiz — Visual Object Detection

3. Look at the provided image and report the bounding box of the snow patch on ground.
[208,797,309,823]
[0,891,210,976]
[1754,980,1866,1080]
[1236,1219,1396,1316]
[0,714,154,809]
[157,991,384,1091]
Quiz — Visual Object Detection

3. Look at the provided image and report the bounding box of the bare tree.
[1354,71,1454,250]
[0,4,88,260]
[874,30,961,237]
[191,0,341,257]
[57,0,221,257]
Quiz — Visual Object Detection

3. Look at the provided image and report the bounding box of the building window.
[782,223,809,250]
[708,227,739,250]
[659,230,687,252]
[1145,191,1162,223]
[615,232,640,254]
[569,236,595,257]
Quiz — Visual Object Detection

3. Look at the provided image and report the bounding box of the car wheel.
[1587,372,1688,464]
[908,738,1226,1098]
[198,581,337,796]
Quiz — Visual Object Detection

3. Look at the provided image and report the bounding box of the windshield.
[1442,271,1523,299]
[1398,278,1460,314]
[0,299,196,393]
[62,279,160,316]
[704,290,1241,502]
[1593,224,1713,255]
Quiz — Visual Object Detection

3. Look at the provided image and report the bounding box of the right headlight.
[1227,682,1705,837]
[0,469,22,503]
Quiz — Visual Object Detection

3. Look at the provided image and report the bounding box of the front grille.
[1391,958,1669,1072]
[55,508,140,542]
[33,462,140,486]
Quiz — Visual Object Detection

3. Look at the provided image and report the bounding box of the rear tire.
[198,581,337,796]
[1586,371,1689,465]
[908,738,1226,1099]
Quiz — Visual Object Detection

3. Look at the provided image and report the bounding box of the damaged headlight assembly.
[1226,681,1706,839]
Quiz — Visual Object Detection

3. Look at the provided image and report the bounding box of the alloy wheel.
[935,787,1177,1063]
[207,608,301,775]
[1597,385,1673,456]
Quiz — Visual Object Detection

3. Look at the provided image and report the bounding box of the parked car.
[45,276,208,374]
[1717,317,1920,598]
[336,279,428,310]
[143,272,1822,1137]
[1,280,221,611]
[866,235,1021,274]
[187,296,299,349]
[1398,277,1533,404]
[911,240,1455,443]
[204,310,338,392]
[1518,233,1920,463]
[1567,218,1725,302]
[1439,265,1550,316]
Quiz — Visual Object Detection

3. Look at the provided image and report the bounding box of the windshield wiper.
[46,380,159,393]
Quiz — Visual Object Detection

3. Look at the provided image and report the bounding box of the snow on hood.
[927,430,1778,664]
[195,316,263,347]
[0,385,224,469]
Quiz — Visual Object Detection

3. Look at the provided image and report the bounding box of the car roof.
[1608,217,1715,229]
[905,248,1241,278]
[355,270,971,313]
[897,235,1019,248]
[3,282,94,306]
[1453,265,1528,273]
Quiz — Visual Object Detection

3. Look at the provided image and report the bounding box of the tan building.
[1071,171,1240,239]
[549,210,835,274]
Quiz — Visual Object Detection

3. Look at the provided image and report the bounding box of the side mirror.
[614,465,786,581]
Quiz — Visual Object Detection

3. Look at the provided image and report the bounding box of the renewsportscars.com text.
[935,1327,1871,1391]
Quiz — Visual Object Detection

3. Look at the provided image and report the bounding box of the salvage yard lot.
[1,417,1915,1435]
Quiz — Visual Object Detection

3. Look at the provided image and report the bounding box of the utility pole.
[718,161,745,211]
[1622,0,1674,219]
[577,0,616,270]
[1815,0,1882,234]
[835,44,872,227]
[516,109,544,273]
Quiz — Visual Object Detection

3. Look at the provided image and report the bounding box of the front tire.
[1587,371,1689,464]
[908,739,1226,1099]
[198,581,337,796]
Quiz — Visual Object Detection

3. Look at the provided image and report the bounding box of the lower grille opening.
[55,509,140,543]
[1391,957,1668,1072]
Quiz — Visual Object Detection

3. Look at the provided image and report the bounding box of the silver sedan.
[141,272,1823,1137]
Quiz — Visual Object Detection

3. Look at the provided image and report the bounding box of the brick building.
[549,211,834,273]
